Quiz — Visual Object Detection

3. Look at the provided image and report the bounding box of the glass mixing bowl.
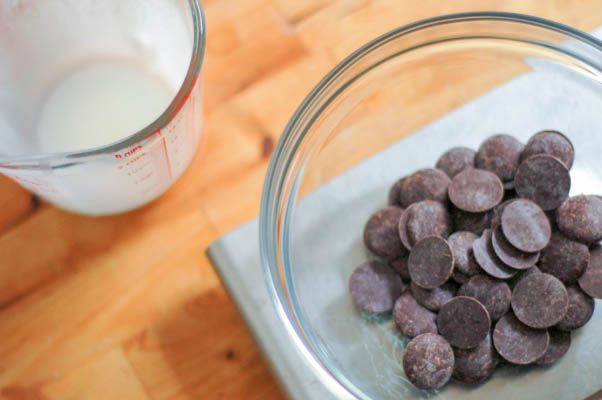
[260,12,602,400]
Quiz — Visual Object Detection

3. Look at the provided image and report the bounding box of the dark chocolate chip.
[452,271,471,284]
[406,201,452,245]
[411,281,458,312]
[509,265,542,289]
[557,195,602,244]
[579,245,602,299]
[448,231,480,278]
[458,275,512,322]
[490,199,513,228]
[388,178,405,207]
[390,256,411,281]
[501,199,551,252]
[534,329,571,366]
[364,207,406,259]
[436,147,476,178]
[449,169,504,213]
[400,168,451,207]
[393,291,438,338]
[400,201,451,250]
[398,206,413,251]
[556,285,595,331]
[452,334,500,385]
[521,130,575,170]
[511,273,569,329]
[539,232,590,285]
[349,261,404,314]
[437,296,491,349]
[493,312,550,365]
[472,229,517,280]
[491,225,540,270]
[408,237,454,289]
[452,208,493,235]
[402,333,454,390]
[475,134,524,182]
[514,154,571,211]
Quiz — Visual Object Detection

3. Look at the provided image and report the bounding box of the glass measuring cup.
[0,0,206,215]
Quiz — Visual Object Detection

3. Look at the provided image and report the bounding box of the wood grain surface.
[1,1,601,399]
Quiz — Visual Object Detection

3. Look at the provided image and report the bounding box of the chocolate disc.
[399,201,451,250]
[501,199,551,252]
[539,232,590,285]
[448,231,480,278]
[472,229,517,280]
[449,169,504,213]
[475,134,524,182]
[557,195,602,243]
[458,275,512,322]
[511,273,569,329]
[514,154,571,211]
[509,265,542,290]
[555,285,595,331]
[363,207,406,259]
[451,208,493,235]
[491,225,539,270]
[411,281,458,312]
[406,201,452,246]
[579,245,602,299]
[521,130,574,169]
[490,199,514,228]
[453,334,500,385]
[452,271,471,284]
[437,296,491,349]
[534,329,571,365]
[403,333,455,390]
[349,261,404,314]
[388,177,406,207]
[409,237,454,289]
[436,147,476,178]
[400,168,451,207]
[393,292,438,338]
[493,313,550,365]
[398,205,413,251]
[389,256,411,281]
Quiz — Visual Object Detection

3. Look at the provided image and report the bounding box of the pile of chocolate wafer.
[349,131,602,390]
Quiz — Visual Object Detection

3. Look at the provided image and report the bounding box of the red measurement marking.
[114,144,143,159]
[161,135,173,180]
[127,166,145,176]
[124,153,146,166]
[134,170,154,185]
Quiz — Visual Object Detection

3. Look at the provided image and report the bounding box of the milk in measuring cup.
[36,63,173,153]
[0,0,203,215]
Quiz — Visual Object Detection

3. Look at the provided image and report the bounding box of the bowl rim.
[260,11,602,399]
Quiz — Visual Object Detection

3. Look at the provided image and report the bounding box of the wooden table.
[1,1,601,399]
